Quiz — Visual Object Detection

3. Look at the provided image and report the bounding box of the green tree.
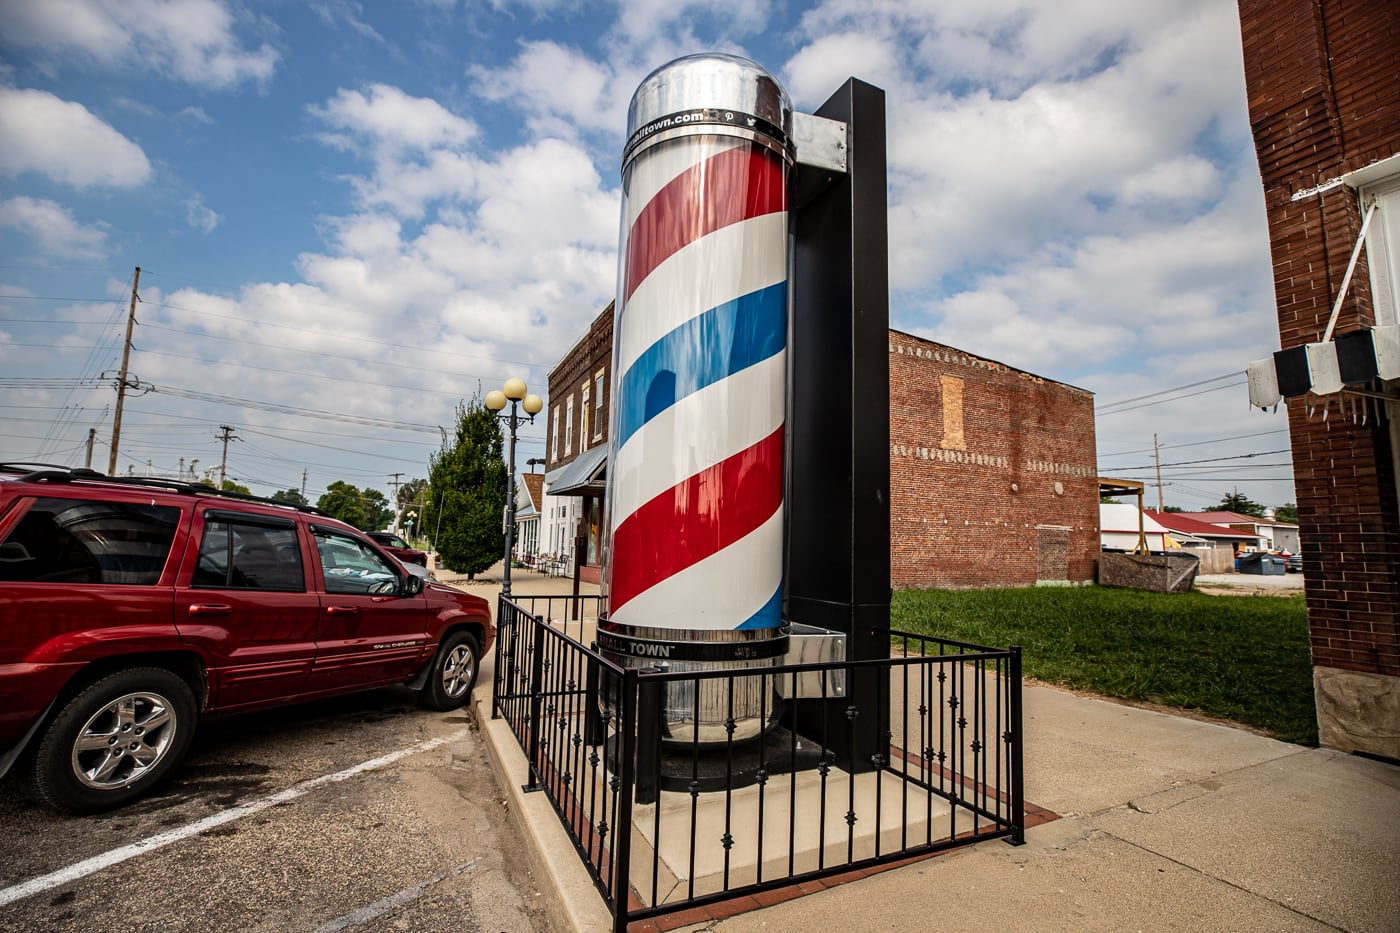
[270,488,309,507]
[318,480,371,529]
[425,397,506,579]
[1274,503,1299,524]
[397,478,427,513]
[220,479,251,495]
[363,488,394,531]
[1211,490,1266,518]
[1162,505,1183,513]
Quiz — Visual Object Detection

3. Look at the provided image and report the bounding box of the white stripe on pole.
[609,507,784,630]
[610,351,786,519]
[616,212,787,374]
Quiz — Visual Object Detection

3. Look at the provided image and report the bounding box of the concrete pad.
[631,767,955,906]
[1096,748,1400,932]
[1021,684,1300,816]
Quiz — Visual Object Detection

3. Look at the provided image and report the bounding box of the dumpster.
[1237,552,1286,575]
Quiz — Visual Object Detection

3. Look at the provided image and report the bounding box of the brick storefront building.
[1238,0,1399,757]
[541,308,1100,591]
[888,331,1099,589]
[539,303,613,582]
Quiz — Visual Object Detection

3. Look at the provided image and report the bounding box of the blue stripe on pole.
[736,583,783,630]
[615,281,786,449]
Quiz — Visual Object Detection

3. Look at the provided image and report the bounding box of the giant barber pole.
[600,54,792,741]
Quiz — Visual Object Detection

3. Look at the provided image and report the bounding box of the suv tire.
[27,668,197,814]
[416,631,480,711]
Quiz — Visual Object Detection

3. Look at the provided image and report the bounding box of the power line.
[1106,449,1292,471]
[144,384,440,432]
[1095,372,1240,410]
[1095,378,1246,416]
[1098,429,1290,458]
[143,298,541,371]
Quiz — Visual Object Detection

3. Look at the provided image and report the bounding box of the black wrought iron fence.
[493,595,1024,933]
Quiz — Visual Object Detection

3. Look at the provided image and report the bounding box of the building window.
[593,370,605,439]
[580,381,591,451]
[1361,172,1400,327]
[564,394,574,456]
[551,406,560,461]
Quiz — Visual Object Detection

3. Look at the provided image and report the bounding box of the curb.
[473,689,615,933]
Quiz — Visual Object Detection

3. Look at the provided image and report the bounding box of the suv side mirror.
[404,574,424,597]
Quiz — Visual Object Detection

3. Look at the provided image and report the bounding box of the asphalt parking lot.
[0,665,556,933]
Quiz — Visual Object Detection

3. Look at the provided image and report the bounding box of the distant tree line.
[313,481,394,531]
[267,395,508,580]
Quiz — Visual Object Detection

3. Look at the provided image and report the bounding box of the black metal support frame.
[493,595,1025,933]
[787,77,892,773]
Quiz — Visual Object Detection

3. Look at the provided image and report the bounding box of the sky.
[0,0,1296,514]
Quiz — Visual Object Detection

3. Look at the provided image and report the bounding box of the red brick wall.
[1239,0,1400,677]
[888,332,1100,589]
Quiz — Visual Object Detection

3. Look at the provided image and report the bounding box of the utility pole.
[301,469,309,499]
[85,428,96,469]
[1153,434,1165,512]
[217,425,238,488]
[388,473,403,532]
[108,266,140,474]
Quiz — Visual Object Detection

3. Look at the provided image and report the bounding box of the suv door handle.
[188,603,233,615]
[325,606,360,615]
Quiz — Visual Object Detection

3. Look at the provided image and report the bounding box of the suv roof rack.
[0,463,329,516]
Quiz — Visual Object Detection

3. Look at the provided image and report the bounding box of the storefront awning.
[547,445,607,497]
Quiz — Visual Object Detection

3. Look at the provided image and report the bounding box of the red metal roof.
[1145,510,1260,539]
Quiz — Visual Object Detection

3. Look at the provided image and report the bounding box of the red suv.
[0,465,494,813]
[366,531,428,566]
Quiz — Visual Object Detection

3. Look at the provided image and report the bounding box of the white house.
[1098,503,1173,552]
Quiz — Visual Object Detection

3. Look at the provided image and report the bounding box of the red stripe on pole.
[623,145,786,302]
[608,425,784,613]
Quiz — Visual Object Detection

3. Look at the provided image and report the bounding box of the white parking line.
[0,729,469,908]
[307,858,479,933]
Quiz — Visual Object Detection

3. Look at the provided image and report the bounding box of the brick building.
[888,330,1099,588]
[539,303,613,584]
[1237,0,1399,757]
[539,309,1100,590]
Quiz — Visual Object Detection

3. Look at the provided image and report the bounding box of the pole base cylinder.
[599,624,787,745]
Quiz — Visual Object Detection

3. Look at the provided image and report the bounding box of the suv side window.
[314,528,401,595]
[192,513,304,591]
[0,497,180,585]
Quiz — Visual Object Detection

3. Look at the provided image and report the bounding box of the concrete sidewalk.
[462,567,1398,932]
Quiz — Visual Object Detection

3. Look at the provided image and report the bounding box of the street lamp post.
[485,378,543,600]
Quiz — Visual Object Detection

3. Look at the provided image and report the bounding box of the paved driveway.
[0,656,556,933]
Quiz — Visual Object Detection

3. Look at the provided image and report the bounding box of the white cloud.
[785,33,904,105]
[0,88,152,188]
[798,0,1193,93]
[608,0,776,48]
[1118,156,1222,207]
[909,173,1274,379]
[312,84,477,157]
[0,196,108,258]
[469,41,622,140]
[0,0,279,89]
[787,0,1256,310]
[183,194,221,233]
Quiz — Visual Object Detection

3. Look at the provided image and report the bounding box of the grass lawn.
[892,586,1317,746]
